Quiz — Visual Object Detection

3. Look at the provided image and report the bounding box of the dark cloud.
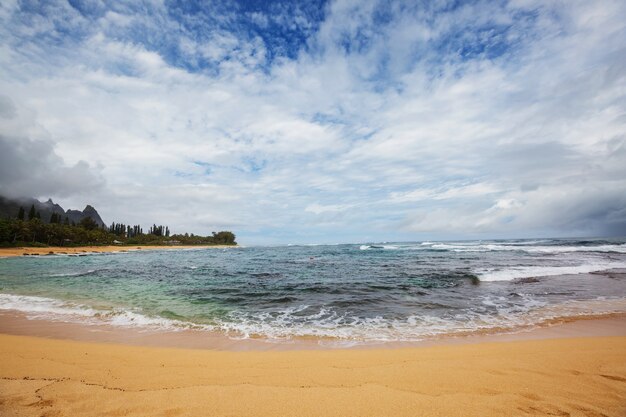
[554,190,626,237]
[0,95,16,119]
[0,134,104,199]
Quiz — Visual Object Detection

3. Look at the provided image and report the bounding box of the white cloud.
[305,203,353,215]
[390,183,500,203]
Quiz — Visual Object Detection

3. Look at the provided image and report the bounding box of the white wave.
[429,242,626,254]
[0,293,208,331]
[359,244,400,250]
[50,269,96,277]
[96,309,209,330]
[355,241,626,253]
[521,244,626,253]
[0,293,99,317]
[1,293,625,344]
[476,261,626,282]
[212,297,626,343]
[505,240,551,245]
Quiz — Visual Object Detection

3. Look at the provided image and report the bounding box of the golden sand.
[1,333,625,417]
[0,245,232,258]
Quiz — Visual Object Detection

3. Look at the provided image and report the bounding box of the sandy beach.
[0,329,625,417]
[0,245,234,258]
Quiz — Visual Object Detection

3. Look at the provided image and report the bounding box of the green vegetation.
[0,207,236,247]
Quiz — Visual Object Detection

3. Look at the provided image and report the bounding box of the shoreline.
[2,293,625,415]
[1,308,625,351]
[0,244,236,258]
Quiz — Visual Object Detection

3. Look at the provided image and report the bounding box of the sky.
[0,0,625,245]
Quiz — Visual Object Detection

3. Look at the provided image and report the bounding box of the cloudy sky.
[1,0,625,244]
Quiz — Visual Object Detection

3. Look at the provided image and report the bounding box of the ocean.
[1,238,626,344]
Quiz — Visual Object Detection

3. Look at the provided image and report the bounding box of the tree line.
[0,205,236,247]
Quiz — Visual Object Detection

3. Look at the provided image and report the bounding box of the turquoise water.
[1,239,626,342]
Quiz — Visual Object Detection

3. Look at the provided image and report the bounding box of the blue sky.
[1,0,625,244]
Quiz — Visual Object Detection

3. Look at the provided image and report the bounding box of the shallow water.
[1,238,626,342]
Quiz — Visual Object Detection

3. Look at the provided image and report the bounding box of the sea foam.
[0,293,207,331]
[476,262,626,281]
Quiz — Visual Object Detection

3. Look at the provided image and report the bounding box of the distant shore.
[0,244,235,258]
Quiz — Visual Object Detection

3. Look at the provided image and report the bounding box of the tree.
[1,213,236,247]
[17,207,25,220]
[28,204,36,221]
[79,216,98,231]
[213,231,236,244]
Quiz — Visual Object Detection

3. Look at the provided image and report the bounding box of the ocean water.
[1,238,626,343]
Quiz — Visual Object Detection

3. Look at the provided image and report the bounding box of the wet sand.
[1,309,626,351]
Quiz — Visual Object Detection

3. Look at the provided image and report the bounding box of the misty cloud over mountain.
[0,134,104,199]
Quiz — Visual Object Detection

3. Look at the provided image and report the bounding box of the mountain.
[64,204,105,227]
[0,196,105,227]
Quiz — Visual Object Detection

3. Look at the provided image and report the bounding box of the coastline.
[1,244,625,415]
[0,244,236,258]
[1,307,625,351]
[1,328,625,416]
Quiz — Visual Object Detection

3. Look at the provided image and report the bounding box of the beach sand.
[0,245,233,258]
[1,329,625,416]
